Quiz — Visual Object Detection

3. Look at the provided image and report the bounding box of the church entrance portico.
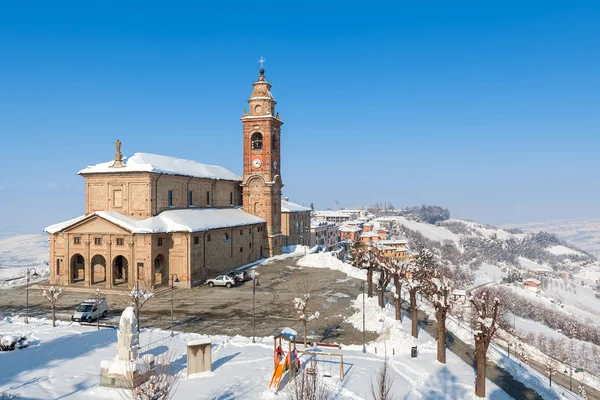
[70,254,85,284]
[112,255,128,286]
[91,255,106,285]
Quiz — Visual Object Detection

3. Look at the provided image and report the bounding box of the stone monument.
[100,306,154,388]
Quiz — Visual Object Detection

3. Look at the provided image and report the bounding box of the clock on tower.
[240,67,284,257]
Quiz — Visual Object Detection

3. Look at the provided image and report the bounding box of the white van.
[71,299,108,323]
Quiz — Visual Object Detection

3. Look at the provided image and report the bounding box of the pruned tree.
[578,383,588,400]
[470,290,500,398]
[376,255,393,309]
[128,283,154,333]
[545,357,558,387]
[41,285,64,328]
[91,288,106,330]
[370,359,396,400]
[294,293,320,347]
[389,257,409,321]
[406,247,436,338]
[349,240,377,298]
[425,268,453,364]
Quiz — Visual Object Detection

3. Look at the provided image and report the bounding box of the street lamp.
[252,269,260,343]
[25,268,39,324]
[170,273,180,337]
[361,280,366,353]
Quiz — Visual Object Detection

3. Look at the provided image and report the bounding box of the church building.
[45,68,288,289]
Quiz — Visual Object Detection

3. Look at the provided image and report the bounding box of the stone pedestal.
[187,338,212,376]
[100,306,154,388]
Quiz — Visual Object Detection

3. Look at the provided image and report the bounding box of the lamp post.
[25,268,39,324]
[361,280,366,353]
[252,269,260,343]
[507,342,511,359]
[170,273,180,337]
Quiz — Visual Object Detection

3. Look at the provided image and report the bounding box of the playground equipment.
[269,328,299,391]
[299,349,344,380]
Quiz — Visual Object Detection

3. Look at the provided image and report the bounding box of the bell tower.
[241,67,283,257]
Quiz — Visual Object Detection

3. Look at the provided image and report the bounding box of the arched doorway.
[113,255,128,286]
[70,254,85,284]
[91,255,106,285]
[154,254,167,286]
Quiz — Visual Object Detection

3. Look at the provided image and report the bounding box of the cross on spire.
[258,56,266,70]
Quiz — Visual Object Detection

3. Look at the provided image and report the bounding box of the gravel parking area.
[0,254,378,345]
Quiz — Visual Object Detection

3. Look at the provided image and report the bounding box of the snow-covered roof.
[281,200,311,213]
[79,153,242,181]
[339,226,361,232]
[360,231,380,237]
[378,239,407,245]
[45,208,265,234]
[310,219,337,229]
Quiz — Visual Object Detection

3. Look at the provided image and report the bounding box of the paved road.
[404,302,600,400]
[0,254,378,344]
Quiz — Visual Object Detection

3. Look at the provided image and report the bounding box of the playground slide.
[268,354,289,390]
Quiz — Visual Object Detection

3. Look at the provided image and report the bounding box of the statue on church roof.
[111,139,125,168]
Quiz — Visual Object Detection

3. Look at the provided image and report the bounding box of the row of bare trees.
[349,239,501,398]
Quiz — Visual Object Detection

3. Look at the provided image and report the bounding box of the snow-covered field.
[0,234,49,287]
[504,218,600,258]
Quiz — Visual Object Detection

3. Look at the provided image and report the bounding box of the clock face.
[252,158,262,169]
[273,160,278,171]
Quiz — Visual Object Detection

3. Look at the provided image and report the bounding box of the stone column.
[85,238,91,286]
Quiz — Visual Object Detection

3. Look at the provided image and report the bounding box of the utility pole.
[361,281,366,353]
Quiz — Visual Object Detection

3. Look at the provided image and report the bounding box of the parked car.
[71,299,108,323]
[227,270,249,283]
[206,275,236,288]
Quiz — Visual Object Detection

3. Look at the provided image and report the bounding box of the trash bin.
[411,346,417,358]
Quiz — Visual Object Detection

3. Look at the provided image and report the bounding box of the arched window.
[224,233,229,241]
[251,132,263,150]
[272,135,278,152]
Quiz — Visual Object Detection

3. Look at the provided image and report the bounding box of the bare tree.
[350,241,378,298]
[286,368,334,400]
[294,294,320,347]
[546,357,558,387]
[593,345,600,372]
[41,285,64,328]
[376,255,392,309]
[120,350,181,400]
[370,359,396,400]
[425,269,453,364]
[389,257,408,321]
[470,290,500,398]
[128,282,154,333]
[90,288,106,330]
[406,247,435,338]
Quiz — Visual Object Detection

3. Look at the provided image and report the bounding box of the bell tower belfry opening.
[241,66,283,257]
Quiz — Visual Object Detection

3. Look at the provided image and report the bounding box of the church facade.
[45,69,287,289]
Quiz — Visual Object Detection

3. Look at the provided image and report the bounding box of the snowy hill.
[503,218,600,258]
[0,234,49,285]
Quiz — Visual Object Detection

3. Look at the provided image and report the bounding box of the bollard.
[411,346,417,358]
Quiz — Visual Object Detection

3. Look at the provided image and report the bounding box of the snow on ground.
[474,263,507,285]
[0,307,512,400]
[391,216,461,244]
[504,218,600,258]
[297,252,367,280]
[517,257,552,272]
[0,234,49,287]
[454,219,524,240]
[546,245,583,256]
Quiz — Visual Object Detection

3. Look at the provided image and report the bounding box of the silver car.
[206,275,236,288]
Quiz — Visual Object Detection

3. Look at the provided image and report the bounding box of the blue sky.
[1,1,599,233]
